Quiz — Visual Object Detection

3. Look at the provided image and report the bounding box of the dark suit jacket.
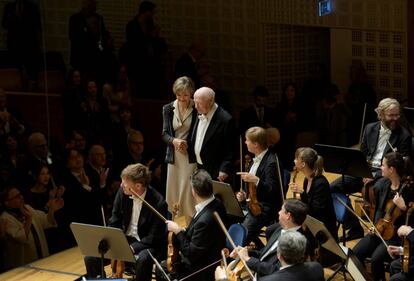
[190,106,235,179]
[174,198,227,281]
[259,262,324,281]
[239,106,275,134]
[246,223,316,277]
[361,121,412,162]
[109,186,167,254]
[161,101,197,164]
[254,150,282,217]
[302,175,337,240]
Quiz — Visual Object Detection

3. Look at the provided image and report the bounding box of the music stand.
[212,180,244,218]
[70,222,135,279]
[305,215,373,281]
[402,107,414,135]
[314,144,372,179]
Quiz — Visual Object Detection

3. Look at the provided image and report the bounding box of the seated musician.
[157,169,227,281]
[353,152,414,281]
[215,231,323,281]
[331,98,412,241]
[388,224,414,281]
[236,126,282,248]
[229,199,316,279]
[289,147,337,241]
[84,163,167,281]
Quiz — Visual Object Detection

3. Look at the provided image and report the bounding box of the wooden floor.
[0,171,378,281]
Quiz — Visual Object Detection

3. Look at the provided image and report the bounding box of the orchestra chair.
[227,223,247,251]
[332,192,351,246]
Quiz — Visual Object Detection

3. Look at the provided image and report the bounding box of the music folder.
[212,180,244,218]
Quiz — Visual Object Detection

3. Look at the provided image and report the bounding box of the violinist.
[158,169,227,281]
[230,199,316,279]
[84,163,167,281]
[331,98,411,241]
[353,152,414,281]
[215,231,323,281]
[289,147,337,241]
[236,126,282,248]
[389,224,414,281]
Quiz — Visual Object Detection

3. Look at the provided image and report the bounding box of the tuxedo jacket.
[254,150,282,217]
[259,262,324,281]
[161,101,197,164]
[247,223,316,277]
[239,106,275,134]
[361,121,411,162]
[174,198,227,281]
[109,186,167,254]
[190,106,235,179]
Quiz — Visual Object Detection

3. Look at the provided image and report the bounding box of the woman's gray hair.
[277,231,307,265]
[375,98,400,120]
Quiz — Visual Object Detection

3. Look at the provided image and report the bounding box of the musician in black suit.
[236,126,282,247]
[239,86,276,134]
[84,163,167,281]
[259,232,324,281]
[389,225,414,281]
[191,87,235,182]
[331,98,412,240]
[160,169,227,281]
[231,199,315,278]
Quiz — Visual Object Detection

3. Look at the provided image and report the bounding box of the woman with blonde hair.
[289,147,337,240]
[162,76,197,217]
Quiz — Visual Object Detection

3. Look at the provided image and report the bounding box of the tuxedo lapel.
[369,122,380,153]
[123,195,133,228]
[202,109,220,147]
[260,225,282,258]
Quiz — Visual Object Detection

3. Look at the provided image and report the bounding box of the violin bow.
[335,195,371,230]
[240,136,243,192]
[213,212,255,280]
[386,140,397,152]
[129,188,167,222]
[358,103,367,145]
[360,206,394,258]
[275,154,285,202]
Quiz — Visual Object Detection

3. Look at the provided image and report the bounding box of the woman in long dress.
[162,76,197,217]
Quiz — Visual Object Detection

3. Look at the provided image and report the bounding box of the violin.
[291,167,301,200]
[361,182,376,222]
[375,178,411,241]
[167,203,181,273]
[111,259,125,278]
[402,202,414,273]
[244,155,261,216]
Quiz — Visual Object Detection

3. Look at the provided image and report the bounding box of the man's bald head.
[194,87,215,115]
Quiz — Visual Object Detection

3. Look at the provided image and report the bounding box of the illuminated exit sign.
[318,0,331,16]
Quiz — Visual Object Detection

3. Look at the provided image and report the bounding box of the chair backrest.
[226,223,247,251]
[331,192,351,224]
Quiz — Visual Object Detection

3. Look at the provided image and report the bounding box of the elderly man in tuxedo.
[191,87,235,182]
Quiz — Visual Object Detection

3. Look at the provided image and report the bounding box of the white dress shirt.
[126,189,147,241]
[371,124,392,168]
[260,226,301,261]
[194,104,218,164]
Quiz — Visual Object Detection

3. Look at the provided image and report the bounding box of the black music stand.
[212,180,244,218]
[402,107,414,135]
[305,215,373,281]
[70,222,135,280]
[314,144,372,179]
